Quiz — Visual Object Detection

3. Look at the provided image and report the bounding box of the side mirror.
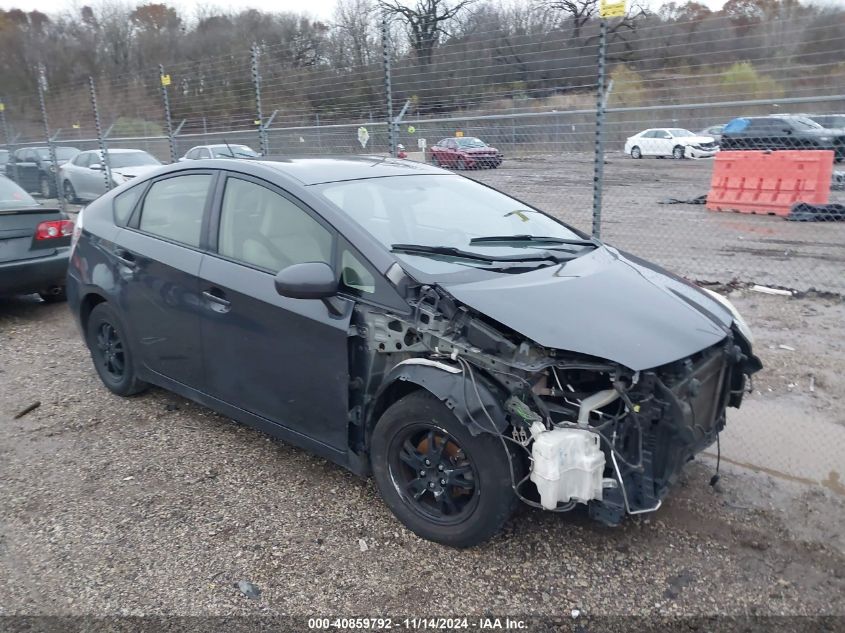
[89,163,103,170]
[274,262,338,300]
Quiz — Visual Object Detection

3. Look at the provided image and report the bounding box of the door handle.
[114,248,137,269]
[202,289,231,310]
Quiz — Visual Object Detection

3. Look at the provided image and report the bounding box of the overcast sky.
[1,0,844,22]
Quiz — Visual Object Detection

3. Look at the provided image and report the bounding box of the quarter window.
[218,177,333,272]
[114,185,144,226]
[138,174,211,247]
[340,248,375,295]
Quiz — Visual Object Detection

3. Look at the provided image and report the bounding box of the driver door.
[198,173,353,451]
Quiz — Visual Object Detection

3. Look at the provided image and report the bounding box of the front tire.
[63,180,79,204]
[631,146,642,159]
[85,302,147,397]
[673,145,686,160]
[456,157,467,170]
[370,391,518,548]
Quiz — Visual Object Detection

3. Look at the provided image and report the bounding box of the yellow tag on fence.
[599,0,626,18]
[455,130,464,137]
[0,103,5,112]
[160,74,172,87]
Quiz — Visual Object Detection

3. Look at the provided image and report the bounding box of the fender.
[370,358,510,436]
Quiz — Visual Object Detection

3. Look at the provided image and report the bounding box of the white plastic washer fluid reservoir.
[530,428,605,510]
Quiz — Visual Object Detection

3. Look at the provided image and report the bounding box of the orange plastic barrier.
[706,150,834,216]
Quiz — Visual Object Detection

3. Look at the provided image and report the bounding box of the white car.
[624,128,719,159]
[179,144,260,161]
[60,149,162,203]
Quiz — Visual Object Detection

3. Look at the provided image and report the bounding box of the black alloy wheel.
[390,425,479,525]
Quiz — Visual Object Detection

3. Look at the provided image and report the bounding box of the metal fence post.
[0,97,19,185]
[159,65,177,163]
[36,66,66,212]
[89,76,112,194]
[382,16,396,157]
[251,44,269,156]
[592,19,608,239]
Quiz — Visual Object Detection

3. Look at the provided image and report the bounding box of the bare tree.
[378,0,476,65]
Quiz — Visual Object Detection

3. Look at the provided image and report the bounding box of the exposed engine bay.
[348,282,762,525]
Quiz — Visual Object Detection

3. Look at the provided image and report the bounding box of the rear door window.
[138,174,212,248]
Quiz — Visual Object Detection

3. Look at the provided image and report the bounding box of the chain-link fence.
[1,7,843,489]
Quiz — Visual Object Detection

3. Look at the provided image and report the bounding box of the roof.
[82,148,150,154]
[253,155,447,185]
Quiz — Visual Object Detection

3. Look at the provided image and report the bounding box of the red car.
[430,137,503,169]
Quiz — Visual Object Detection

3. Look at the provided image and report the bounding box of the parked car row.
[625,113,845,162]
[719,115,844,161]
[0,144,263,203]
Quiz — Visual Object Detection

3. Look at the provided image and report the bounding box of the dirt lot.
[1,290,843,618]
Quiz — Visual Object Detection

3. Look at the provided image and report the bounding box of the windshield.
[668,129,695,137]
[790,117,823,130]
[455,137,488,149]
[36,147,79,161]
[211,145,259,158]
[0,176,38,209]
[809,115,844,129]
[315,175,588,275]
[108,152,161,168]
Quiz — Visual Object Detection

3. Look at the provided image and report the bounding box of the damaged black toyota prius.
[67,156,762,547]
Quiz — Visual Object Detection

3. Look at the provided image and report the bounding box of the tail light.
[35,219,74,240]
[70,207,85,253]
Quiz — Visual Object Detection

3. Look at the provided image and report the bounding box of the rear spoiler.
[0,206,62,215]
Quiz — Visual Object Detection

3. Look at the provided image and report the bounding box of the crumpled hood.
[111,165,160,179]
[439,246,734,370]
[678,135,716,144]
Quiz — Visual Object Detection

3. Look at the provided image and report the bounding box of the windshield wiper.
[391,243,574,264]
[469,234,596,247]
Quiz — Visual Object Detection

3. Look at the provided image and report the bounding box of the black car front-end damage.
[350,282,762,525]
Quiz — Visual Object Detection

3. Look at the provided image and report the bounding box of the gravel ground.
[1,294,843,618]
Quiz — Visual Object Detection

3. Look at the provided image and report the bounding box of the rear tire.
[631,146,642,159]
[456,157,467,170]
[431,155,440,167]
[370,391,518,548]
[85,302,147,397]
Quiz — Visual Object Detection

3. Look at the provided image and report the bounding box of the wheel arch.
[79,291,108,334]
[365,359,510,445]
